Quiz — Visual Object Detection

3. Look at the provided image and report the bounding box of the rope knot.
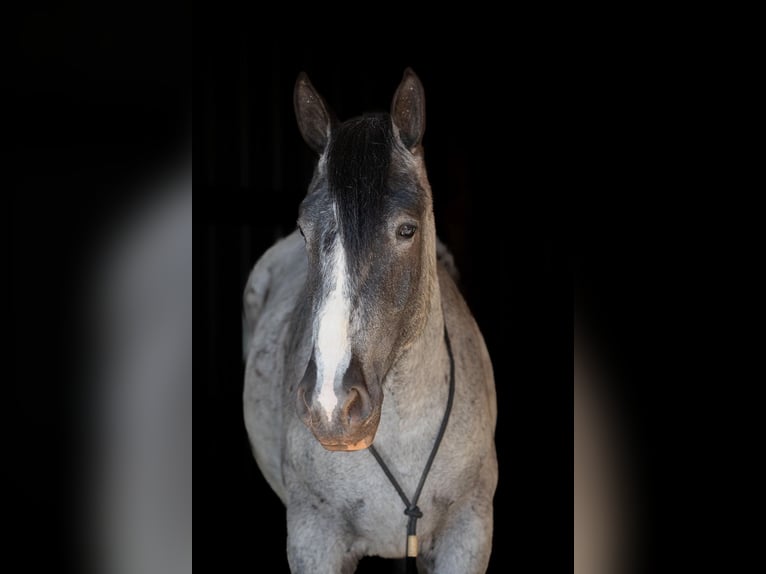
[404,506,423,519]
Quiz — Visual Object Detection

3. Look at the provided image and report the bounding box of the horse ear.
[294,72,333,154]
[391,68,426,150]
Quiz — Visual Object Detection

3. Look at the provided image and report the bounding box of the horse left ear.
[391,68,426,150]
[294,72,334,155]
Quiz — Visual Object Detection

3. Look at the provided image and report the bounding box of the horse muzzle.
[296,355,382,451]
[312,408,381,451]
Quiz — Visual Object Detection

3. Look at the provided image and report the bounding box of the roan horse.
[243,69,497,573]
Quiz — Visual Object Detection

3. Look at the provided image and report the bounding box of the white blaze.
[314,230,351,422]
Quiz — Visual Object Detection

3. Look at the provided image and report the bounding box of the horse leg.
[423,495,494,574]
[285,503,360,574]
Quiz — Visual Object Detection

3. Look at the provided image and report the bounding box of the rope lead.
[368,321,455,571]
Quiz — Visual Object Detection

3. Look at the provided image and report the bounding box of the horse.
[243,68,498,573]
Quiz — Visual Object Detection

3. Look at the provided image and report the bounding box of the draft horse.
[243,68,497,573]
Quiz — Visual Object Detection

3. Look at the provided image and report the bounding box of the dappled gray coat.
[243,69,497,574]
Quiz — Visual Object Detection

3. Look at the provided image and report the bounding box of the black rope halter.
[368,321,456,572]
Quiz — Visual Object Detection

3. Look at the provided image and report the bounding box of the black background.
[198,35,585,573]
[13,4,190,572]
[11,8,713,572]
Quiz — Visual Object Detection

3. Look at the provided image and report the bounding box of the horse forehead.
[326,116,393,216]
[312,115,426,281]
[326,115,394,189]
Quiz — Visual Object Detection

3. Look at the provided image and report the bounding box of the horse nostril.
[296,355,317,419]
[343,386,369,427]
[296,386,309,418]
[343,388,359,426]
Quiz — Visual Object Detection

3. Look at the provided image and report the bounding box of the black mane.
[327,114,393,262]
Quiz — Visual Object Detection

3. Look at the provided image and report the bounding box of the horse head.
[293,69,437,451]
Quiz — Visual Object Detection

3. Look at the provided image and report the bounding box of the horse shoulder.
[242,231,306,357]
[437,264,497,429]
[243,230,307,503]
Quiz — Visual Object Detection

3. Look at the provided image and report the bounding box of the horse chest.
[284,414,462,554]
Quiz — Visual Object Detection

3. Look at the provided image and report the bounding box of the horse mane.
[327,114,393,257]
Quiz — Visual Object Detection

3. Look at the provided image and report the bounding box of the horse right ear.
[294,72,333,154]
[391,68,426,150]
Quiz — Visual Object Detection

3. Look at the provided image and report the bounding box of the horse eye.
[397,224,417,239]
[297,224,306,240]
